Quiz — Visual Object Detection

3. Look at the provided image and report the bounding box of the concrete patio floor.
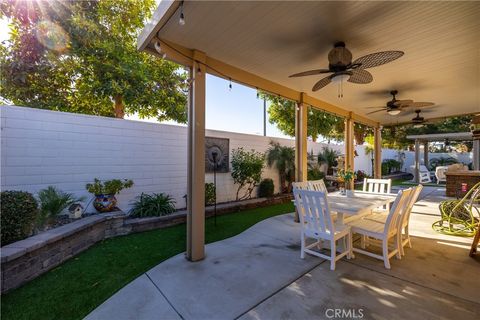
[86,187,480,320]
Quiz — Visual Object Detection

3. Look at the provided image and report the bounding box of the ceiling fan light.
[413,124,424,128]
[387,109,401,116]
[331,74,350,83]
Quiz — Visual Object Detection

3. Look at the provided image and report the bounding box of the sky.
[0,16,291,140]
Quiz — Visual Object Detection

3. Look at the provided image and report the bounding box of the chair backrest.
[400,185,424,228]
[383,188,413,234]
[292,181,310,191]
[293,189,334,237]
[435,167,447,180]
[308,179,328,193]
[419,165,430,173]
[363,178,392,194]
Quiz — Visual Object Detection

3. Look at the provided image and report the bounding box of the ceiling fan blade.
[393,99,414,107]
[289,69,331,78]
[353,51,404,69]
[347,69,373,84]
[408,102,435,108]
[312,75,332,92]
[366,109,387,115]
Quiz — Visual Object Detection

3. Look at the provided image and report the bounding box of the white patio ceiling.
[139,0,480,126]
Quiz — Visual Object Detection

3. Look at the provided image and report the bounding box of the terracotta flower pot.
[93,194,117,212]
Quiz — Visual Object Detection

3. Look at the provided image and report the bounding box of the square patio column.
[186,52,206,262]
[295,99,308,183]
[473,139,480,170]
[374,126,382,179]
[424,141,429,169]
[414,139,420,183]
[344,114,355,189]
[294,99,307,223]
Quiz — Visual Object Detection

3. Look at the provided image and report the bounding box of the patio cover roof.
[407,132,473,142]
[138,1,480,126]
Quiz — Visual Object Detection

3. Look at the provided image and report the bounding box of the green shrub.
[205,183,216,205]
[1,191,39,246]
[307,167,325,181]
[429,157,458,170]
[382,159,402,175]
[258,178,275,198]
[128,193,176,218]
[37,186,84,229]
[231,147,265,200]
[86,178,134,195]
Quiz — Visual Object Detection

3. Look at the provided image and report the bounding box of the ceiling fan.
[366,90,435,116]
[289,42,404,94]
[412,110,426,128]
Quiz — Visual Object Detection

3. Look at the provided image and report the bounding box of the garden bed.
[0,194,292,293]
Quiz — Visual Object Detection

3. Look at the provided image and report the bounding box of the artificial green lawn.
[1,202,294,320]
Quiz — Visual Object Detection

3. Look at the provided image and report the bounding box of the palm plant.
[128,193,176,218]
[37,186,84,229]
[266,141,295,193]
[317,147,340,175]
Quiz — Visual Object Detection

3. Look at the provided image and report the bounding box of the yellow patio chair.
[432,181,480,237]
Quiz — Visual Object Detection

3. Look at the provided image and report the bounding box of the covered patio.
[137,0,479,261]
[86,187,479,319]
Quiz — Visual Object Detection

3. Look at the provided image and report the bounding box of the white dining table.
[327,191,397,224]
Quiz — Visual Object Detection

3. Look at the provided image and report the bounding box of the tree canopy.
[0,0,187,122]
[260,92,371,144]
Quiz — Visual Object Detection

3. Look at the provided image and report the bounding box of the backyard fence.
[0,106,471,211]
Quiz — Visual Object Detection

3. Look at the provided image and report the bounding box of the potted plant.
[86,178,134,212]
[338,168,356,197]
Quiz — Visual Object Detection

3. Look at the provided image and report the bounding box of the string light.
[256,88,259,99]
[197,66,201,75]
[229,78,232,91]
[179,1,185,25]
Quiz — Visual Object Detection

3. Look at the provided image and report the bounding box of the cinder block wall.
[1,106,374,211]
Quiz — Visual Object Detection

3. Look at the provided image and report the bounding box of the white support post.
[414,139,420,183]
[374,126,382,179]
[473,139,480,171]
[294,97,307,223]
[424,141,429,168]
[344,114,355,190]
[186,52,206,262]
[295,96,308,183]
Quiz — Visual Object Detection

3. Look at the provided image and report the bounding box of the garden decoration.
[432,181,480,237]
[86,179,134,212]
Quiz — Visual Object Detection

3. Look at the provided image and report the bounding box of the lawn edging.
[1,194,292,293]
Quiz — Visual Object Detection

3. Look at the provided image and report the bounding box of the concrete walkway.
[86,187,480,320]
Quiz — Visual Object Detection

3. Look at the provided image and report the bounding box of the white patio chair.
[347,188,413,269]
[293,189,352,270]
[410,165,432,183]
[435,166,448,184]
[308,179,328,193]
[363,178,392,212]
[364,185,423,256]
[362,178,392,194]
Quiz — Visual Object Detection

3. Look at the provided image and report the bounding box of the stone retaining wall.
[0,195,292,293]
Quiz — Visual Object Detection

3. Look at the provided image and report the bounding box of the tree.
[260,93,371,144]
[231,148,265,200]
[0,0,187,122]
[382,115,473,150]
[266,141,295,193]
[260,93,344,142]
[317,147,340,175]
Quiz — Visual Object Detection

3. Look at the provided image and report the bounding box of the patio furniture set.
[293,178,423,270]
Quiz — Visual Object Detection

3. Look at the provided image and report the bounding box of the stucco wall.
[2,105,470,212]
[2,106,363,211]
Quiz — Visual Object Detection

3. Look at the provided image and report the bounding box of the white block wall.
[4,105,470,212]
